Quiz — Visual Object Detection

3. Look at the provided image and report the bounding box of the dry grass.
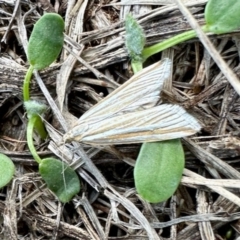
[1,0,240,239]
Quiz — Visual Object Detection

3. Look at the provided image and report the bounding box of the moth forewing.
[76,58,172,124]
[64,104,201,144]
[64,58,201,144]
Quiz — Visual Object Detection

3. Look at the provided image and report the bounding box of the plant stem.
[34,115,48,139]
[23,65,34,101]
[142,29,198,62]
[132,61,143,74]
[27,116,42,164]
[23,66,48,139]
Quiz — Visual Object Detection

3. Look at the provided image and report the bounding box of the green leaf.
[204,0,240,34]
[24,100,47,119]
[27,13,64,70]
[125,14,145,63]
[134,140,184,203]
[0,153,15,188]
[39,158,80,203]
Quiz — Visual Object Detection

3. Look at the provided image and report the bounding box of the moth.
[63,58,201,145]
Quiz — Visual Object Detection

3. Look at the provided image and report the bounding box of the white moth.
[63,58,201,145]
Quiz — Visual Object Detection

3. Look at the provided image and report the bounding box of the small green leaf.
[204,0,240,34]
[24,100,47,119]
[134,140,184,203]
[27,13,64,70]
[39,158,80,203]
[125,14,145,63]
[0,153,15,188]
[24,100,48,139]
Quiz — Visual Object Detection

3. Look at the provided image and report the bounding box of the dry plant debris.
[1,0,240,239]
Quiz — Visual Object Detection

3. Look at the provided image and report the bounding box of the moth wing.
[78,58,172,124]
[65,104,201,144]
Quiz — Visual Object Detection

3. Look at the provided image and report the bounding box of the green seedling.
[0,153,15,189]
[24,13,64,101]
[134,140,184,203]
[22,15,80,202]
[25,100,80,202]
[125,15,186,203]
[125,0,240,203]
[127,0,240,69]
[23,13,64,139]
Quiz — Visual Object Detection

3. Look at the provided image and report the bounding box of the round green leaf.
[0,153,15,188]
[134,139,184,203]
[27,13,64,70]
[39,158,80,203]
[205,0,240,34]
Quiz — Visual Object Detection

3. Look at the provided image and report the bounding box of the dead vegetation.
[1,0,240,239]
